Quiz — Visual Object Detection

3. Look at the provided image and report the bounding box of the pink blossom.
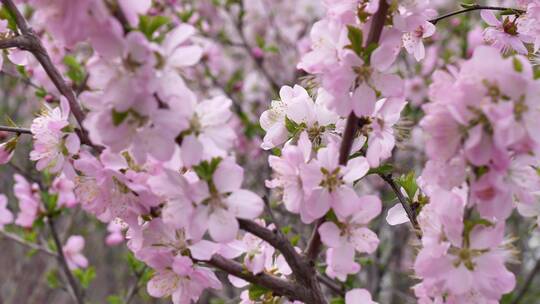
[394,13,436,60]
[51,175,77,208]
[300,141,370,222]
[13,174,42,228]
[63,235,89,270]
[0,137,17,165]
[346,288,378,304]
[325,245,360,281]
[266,131,312,213]
[319,195,381,253]
[260,85,338,150]
[0,194,13,230]
[366,98,406,167]
[147,256,221,304]
[105,221,124,246]
[481,10,530,54]
[30,98,79,175]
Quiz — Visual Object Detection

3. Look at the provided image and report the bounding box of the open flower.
[63,235,89,270]
[30,98,79,175]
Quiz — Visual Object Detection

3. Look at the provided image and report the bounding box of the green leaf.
[139,15,170,39]
[264,45,279,54]
[41,192,59,214]
[330,297,345,304]
[285,116,301,134]
[63,55,86,85]
[255,35,265,49]
[106,295,124,304]
[290,234,301,246]
[281,225,292,235]
[363,42,379,65]
[346,25,363,57]
[0,6,18,31]
[193,157,223,182]
[367,163,393,176]
[178,10,194,23]
[248,284,270,300]
[73,266,96,289]
[112,109,129,126]
[46,270,60,288]
[35,87,48,99]
[513,57,523,73]
[396,172,418,202]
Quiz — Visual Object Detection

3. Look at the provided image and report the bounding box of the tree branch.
[47,217,84,304]
[511,259,540,304]
[237,219,306,281]
[229,0,280,94]
[0,229,57,257]
[0,125,31,134]
[205,254,309,302]
[301,4,391,301]
[0,0,95,149]
[429,5,525,25]
[379,174,422,239]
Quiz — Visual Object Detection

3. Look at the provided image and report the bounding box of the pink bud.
[251,47,264,59]
[44,94,55,103]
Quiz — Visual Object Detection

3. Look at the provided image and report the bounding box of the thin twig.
[229,0,280,94]
[124,266,147,304]
[0,125,31,134]
[302,3,391,297]
[429,5,525,25]
[1,0,96,149]
[512,259,540,304]
[317,274,344,297]
[0,229,57,257]
[47,217,84,304]
[204,254,309,302]
[379,174,421,239]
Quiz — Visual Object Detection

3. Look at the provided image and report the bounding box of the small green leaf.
[363,42,379,64]
[248,284,270,300]
[330,297,345,304]
[46,270,60,288]
[513,57,523,73]
[63,55,86,85]
[139,15,170,39]
[396,172,418,202]
[106,295,124,304]
[346,25,363,57]
[73,266,96,289]
[367,163,393,176]
[255,35,265,49]
[112,109,129,126]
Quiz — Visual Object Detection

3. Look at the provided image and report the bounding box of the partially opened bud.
[0,136,18,165]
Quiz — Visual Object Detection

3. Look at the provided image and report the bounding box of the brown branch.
[47,217,84,304]
[229,0,280,94]
[238,219,305,281]
[511,259,540,304]
[304,218,324,262]
[237,219,326,303]
[300,4,391,300]
[0,125,31,134]
[205,254,309,302]
[0,0,95,149]
[429,5,525,25]
[0,229,57,257]
[317,274,345,297]
[379,174,421,238]
[339,0,389,167]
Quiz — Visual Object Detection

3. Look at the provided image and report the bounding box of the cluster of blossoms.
[3,0,540,303]
[412,45,540,302]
